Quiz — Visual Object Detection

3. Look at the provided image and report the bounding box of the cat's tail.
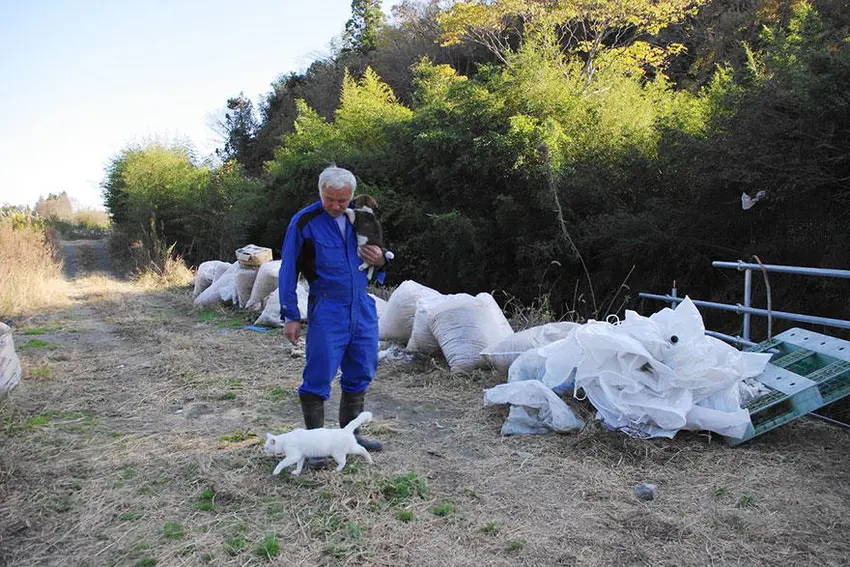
[343,411,373,433]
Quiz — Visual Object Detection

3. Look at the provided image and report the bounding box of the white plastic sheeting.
[484,380,584,435]
[482,321,581,374]
[493,297,772,439]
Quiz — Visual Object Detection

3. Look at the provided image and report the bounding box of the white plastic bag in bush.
[0,322,21,392]
[245,260,282,311]
[427,292,513,373]
[482,321,580,374]
[378,280,441,342]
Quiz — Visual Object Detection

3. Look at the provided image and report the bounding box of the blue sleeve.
[374,253,390,285]
[279,217,304,321]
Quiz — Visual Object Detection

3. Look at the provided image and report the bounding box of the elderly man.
[279,165,388,453]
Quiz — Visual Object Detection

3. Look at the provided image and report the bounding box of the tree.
[216,93,261,174]
[343,0,387,54]
[35,192,73,220]
[437,0,704,87]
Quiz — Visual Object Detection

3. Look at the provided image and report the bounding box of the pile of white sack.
[483,297,773,440]
[191,266,774,442]
[378,280,518,373]
[191,256,387,328]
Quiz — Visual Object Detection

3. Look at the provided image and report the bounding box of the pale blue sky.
[0,0,389,210]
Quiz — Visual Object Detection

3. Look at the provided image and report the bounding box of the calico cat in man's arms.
[344,194,394,280]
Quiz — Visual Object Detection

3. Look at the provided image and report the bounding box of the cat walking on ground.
[264,411,375,476]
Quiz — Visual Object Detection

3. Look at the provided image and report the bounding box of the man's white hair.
[318,166,356,197]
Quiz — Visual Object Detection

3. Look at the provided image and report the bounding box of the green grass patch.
[395,509,414,522]
[381,472,429,503]
[224,536,246,555]
[219,430,256,443]
[433,502,455,517]
[266,387,292,402]
[254,535,280,560]
[29,366,53,378]
[508,539,526,551]
[197,310,245,328]
[218,392,237,401]
[119,511,144,522]
[16,410,96,432]
[120,468,138,480]
[736,493,755,508]
[22,327,50,335]
[19,339,50,349]
[482,522,500,536]
[134,558,157,567]
[163,522,185,540]
[196,487,216,512]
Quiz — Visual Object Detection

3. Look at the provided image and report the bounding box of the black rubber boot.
[339,391,383,452]
[299,392,329,467]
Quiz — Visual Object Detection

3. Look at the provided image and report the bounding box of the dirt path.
[1,272,849,566]
[60,239,116,279]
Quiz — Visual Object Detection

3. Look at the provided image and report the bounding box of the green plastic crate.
[726,328,850,445]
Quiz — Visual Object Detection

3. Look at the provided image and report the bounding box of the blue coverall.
[279,201,385,400]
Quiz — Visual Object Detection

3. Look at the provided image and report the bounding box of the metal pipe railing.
[712,261,850,279]
[711,261,850,341]
[637,293,850,331]
[705,330,760,348]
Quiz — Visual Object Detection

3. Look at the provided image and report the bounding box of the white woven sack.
[0,322,21,392]
[193,263,238,307]
[254,282,309,327]
[193,260,229,297]
[235,267,259,308]
[246,260,282,311]
[378,280,441,342]
[406,294,447,354]
[211,261,233,282]
[482,321,581,374]
[427,292,513,373]
[369,294,388,319]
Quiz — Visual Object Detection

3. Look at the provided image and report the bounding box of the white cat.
[264,411,375,476]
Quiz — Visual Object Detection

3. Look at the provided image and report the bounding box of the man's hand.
[285,320,301,345]
[359,244,386,268]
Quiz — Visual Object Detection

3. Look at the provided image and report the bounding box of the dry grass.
[0,220,67,319]
[135,252,194,290]
[1,272,849,566]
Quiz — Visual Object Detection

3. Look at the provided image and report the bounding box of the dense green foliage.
[102,0,850,335]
